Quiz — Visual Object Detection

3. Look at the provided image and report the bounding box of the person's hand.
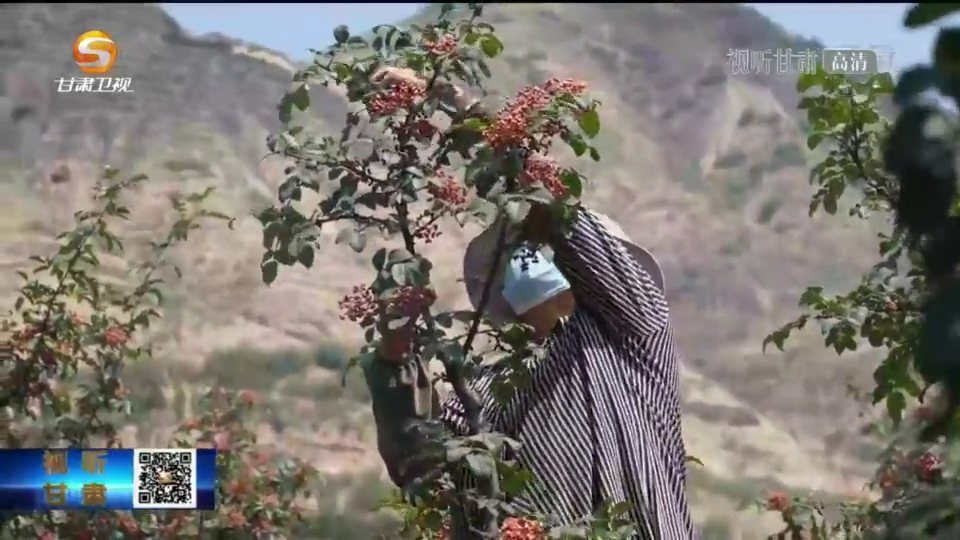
[522,203,555,244]
[371,66,427,90]
[372,66,474,116]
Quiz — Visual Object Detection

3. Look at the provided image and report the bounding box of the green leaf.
[372,248,387,271]
[563,132,588,157]
[577,108,601,139]
[503,198,531,224]
[822,195,838,215]
[796,71,821,93]
[498,463,534,497]
[685,455,704,467]
[904,4,960,29]
[559,170,584,198]
[806,133,825,151]
[464,453,495,478]
[334,228,353,246]
[261,260,278,285]
[290,85,309,112]
[349,230,367,253]
[588,146,601,162]
[894,65,938,106]
[460,117,489,132]
[333,25,351,45]
[388,248,414,263]
[391,263,410,286]
[387,316,410,329]
[479,35,503,58]
[886,391,906,425]
[297,245,315,269]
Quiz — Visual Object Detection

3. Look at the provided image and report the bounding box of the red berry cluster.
[765,491,790,512]
[543,77,589,97]
[914,451,942,482]
[391,285,435,316]
[424,34,458,57]
[484,85,552,149]
[500,517,546,540]
[338,285,435,326]
[366,81,426,116]
[338,284,379,326]
[520,153,566,198]
[102,326,128,347]
[483,77,589,150]
[435,517,544,540]
[428,172,468,208]
[412,118,439,141]
[414,222,441,244]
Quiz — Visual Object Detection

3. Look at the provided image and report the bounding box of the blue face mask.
[502,247,571,316]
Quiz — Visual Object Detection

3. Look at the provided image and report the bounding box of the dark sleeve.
[363,358,447,488]
[551,207,669,339]
[437,367,511,500]
[437,366,504,436]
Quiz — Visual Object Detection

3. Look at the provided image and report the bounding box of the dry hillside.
[0,3,888,537]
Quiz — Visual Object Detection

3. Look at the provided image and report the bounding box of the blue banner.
[0,449,216,510]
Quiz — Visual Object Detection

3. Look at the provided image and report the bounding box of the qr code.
[132,449,197,509]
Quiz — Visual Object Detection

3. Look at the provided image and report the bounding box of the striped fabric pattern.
[439,208,694,539]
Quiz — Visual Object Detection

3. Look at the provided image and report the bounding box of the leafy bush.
[756,198,781,225]
[766,142,805,172]
[203,346,313,391]
[258,4,637,539]
[313,343,351,370]
[714,150,748,169]
[0,170,322,537]
[758,4,960,537]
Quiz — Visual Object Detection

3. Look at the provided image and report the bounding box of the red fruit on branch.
[338,285,379,326]
[366,81,426,116]
[424,34,458,57]
[765,491,790,512]
[500,517,545,540]
[102,326,128,347]
[915,451,942,482]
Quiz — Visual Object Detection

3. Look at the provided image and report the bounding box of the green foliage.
[294,473,402,539]
[259,3,636,538]
[760,5,960,537]
[903,4,960,29]
[769,65,911,420]
[767,142,806,172]
[314,342,351,370]
[0,169,327,537]
[714,150,748,169]
[756,198,782,225]
[678,161,705,192]
[204,346,313,391]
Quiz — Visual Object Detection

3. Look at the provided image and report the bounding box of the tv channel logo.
[73,31,120,75]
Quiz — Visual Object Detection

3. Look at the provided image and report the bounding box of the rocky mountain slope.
[0,3,884,536]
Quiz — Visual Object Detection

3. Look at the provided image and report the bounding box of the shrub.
[0,169,322,537]
[760,10,960,535]
[756,198,781,225]
[258,4,636,539]
[714,150,748,169]
[202,346,311,390]
[767,142,805,172]
[314,343,351,370]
